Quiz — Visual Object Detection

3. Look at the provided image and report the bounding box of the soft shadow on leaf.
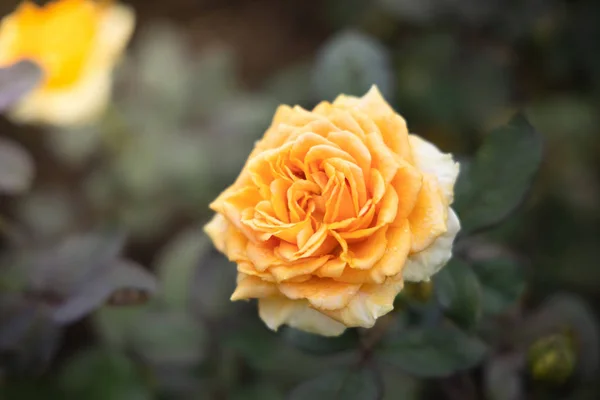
[434,259,482,329]
[231,382,284,400]
[0,379,62,400]
[52,259,157,324]
[0,295,38,349]
[472,257,525,316]
[59,348,152,400]
[454,114,543,235]
[93,305,148,348]
[280,327,360,355]
[47,125,102,166]
[0,303,62,374]
[190,249,237,319]
[0,60,43,110]
[155,226,210,310]
[0,137,34,195]
[94,304,208,367]
[288,366,381,400]
[377,324,488,377]
[17,189,77,240]
[379,363,420,400]
[129,310,208,366]
[27,231,127,295]
[225,318,350,384]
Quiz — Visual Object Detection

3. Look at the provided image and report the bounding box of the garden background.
[1,0,600,399]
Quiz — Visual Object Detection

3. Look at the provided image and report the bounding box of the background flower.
[0,0,134,125]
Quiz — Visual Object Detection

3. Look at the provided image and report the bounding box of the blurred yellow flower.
[0,0,134,125]
[205,86,460,336]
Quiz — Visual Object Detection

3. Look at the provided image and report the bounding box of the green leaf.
[472,257,525,316]
[189,249,237,319]
[434,259,482,329]
[312,30,393,101]
[289,367,381,400]
[0,296,38,349]
[28,231,126,295]
[1,379,62,400]
[93,305,148,347]
[0,137,34,195]
[47,125,102,166]
[155,227,209,309]
[224,319,342,382]
[377,324,488,377]
[379,364,420,400]
[454,114,543,234]
[51,259,157,324]
[16,189,76,240]
[129,310,208,366]
[231,383,283,400]
[280,327,360,355]
[59,348,151,400]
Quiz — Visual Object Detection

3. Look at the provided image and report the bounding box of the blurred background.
[1,0,600,399]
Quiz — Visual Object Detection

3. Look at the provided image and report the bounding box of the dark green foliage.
[472,257,525,316]
[289,366,381,400]
[376,324,488,378]
[280,327,360,355]
[433,259,482,329]
[454,114,543,235]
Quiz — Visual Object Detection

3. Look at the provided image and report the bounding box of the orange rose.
[205,86,460,336]
[0,0,134,125]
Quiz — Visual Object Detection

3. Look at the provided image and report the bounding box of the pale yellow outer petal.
[4,4,135,126]
[403,208,460,282]
[203,213,229,254]
[322,278,403,328]
[258,297,346,337]
[408,134,460,204]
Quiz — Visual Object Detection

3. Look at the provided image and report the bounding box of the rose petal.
[315,258,347,279]
[369,219,411,283]
[327,130,371,175]
[408,174,448,253]
[231,274,279,300]
[238,261,276,282]
[342,226,388,270]
[313,105,367,140]
[246,241,281,271]
[258,297,346,336]
[409,134,460,204]
[323,277,403,328]
[391,160,423,223]
[269,256,331,282]
[204,214,228,253]
[278,278,361,310]
[366,132,399,183]
[403,208,460,281]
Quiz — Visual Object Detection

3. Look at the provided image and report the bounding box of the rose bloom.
[0,0,134,126]
[205,86,460,336]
